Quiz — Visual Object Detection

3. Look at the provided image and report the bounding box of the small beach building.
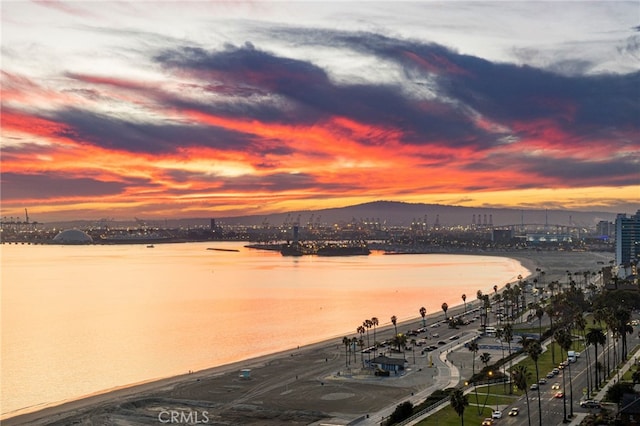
[369,356,407,373]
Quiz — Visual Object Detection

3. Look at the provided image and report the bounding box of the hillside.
[216,201,618,228]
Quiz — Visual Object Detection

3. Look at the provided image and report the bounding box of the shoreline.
[3,249,612,425]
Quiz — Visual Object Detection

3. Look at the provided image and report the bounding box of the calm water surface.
[1,241,529,417]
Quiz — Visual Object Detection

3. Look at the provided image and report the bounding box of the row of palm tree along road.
[446,267,640,426]
[335,261,638,425]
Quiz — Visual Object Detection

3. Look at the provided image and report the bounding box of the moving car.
[492,410,502,419]
[580,400,601,409]
[555,391,564,398]
[482,418,494,426]
[508,407,519,416]
[552,383,561,390]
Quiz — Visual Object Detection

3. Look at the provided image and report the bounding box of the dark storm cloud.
[520,157,640,186]
[464,152,639,187]
[45,108,259,154]
[162,170,357,193]
[0,172,129,200]
[154,42,494,148]
[30,29,639,163]
[218,172,360,192]
[269,28,640,135]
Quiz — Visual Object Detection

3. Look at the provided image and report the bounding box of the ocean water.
[0,241,529,417]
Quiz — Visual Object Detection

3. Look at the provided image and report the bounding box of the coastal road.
[497,326,640,425]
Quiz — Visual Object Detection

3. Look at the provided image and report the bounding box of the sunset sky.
[2,1,639,222]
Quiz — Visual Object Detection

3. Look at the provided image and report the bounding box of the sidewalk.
[356,332,473,426]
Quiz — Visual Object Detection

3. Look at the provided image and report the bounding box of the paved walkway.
[356,333,472,426]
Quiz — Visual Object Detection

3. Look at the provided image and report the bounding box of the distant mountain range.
[44,201,623,229]
[214,201,618,228]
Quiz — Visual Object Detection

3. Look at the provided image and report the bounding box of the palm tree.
[468,340,481,415]
[363,319,372,349]
[535,305,544,340]
[461,294,467,315]
[545,304,556,364]
[441,302,449,321]
[419,307,427,327]
[495,328,507,393]
[342,336,350,367]
[574,313,592,396]
[479,352,492,411]
[351,337,358,364]
[602,308,614,377]
[393,333,408,355]
[356,325,365,364]
[357,338,365,366]
[614,308,633,361]
[391,315,399,351]
[503,323,514,393]
[371,317,379,347]
[493,284,498,294]
[586,328,606,389]
[512,364,532,426]
[525,339,543,426]
[556,328,573,420]
[450,388,469,426]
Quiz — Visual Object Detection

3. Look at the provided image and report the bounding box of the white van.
[567,350,577,363]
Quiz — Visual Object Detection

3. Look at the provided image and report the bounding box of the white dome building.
[52,229,93,244]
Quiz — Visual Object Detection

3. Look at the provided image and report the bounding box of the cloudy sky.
[2,1,639,221]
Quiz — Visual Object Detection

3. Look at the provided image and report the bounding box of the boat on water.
[281,241,370,256]
[280,242,316,256]
[316,242,370,256]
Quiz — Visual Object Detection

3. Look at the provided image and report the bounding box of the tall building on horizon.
[615,210,640,275]
[596,220,614,239]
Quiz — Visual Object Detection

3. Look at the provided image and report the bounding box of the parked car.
[580,400,601,409]
[432,333,440,337]
[552,368,560,375]
[508,407,519,416]
[546,372,555,379]
[492,410,502,419]
[538,378,548,385]
[530,383,538,390]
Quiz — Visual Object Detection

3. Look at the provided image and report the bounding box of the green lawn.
[412,320,637,426]
[414,386,521,426]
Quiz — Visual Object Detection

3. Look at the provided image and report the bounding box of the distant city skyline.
[2,1,639,222]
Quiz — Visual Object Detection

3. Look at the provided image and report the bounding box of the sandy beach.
[3,250,612,426]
